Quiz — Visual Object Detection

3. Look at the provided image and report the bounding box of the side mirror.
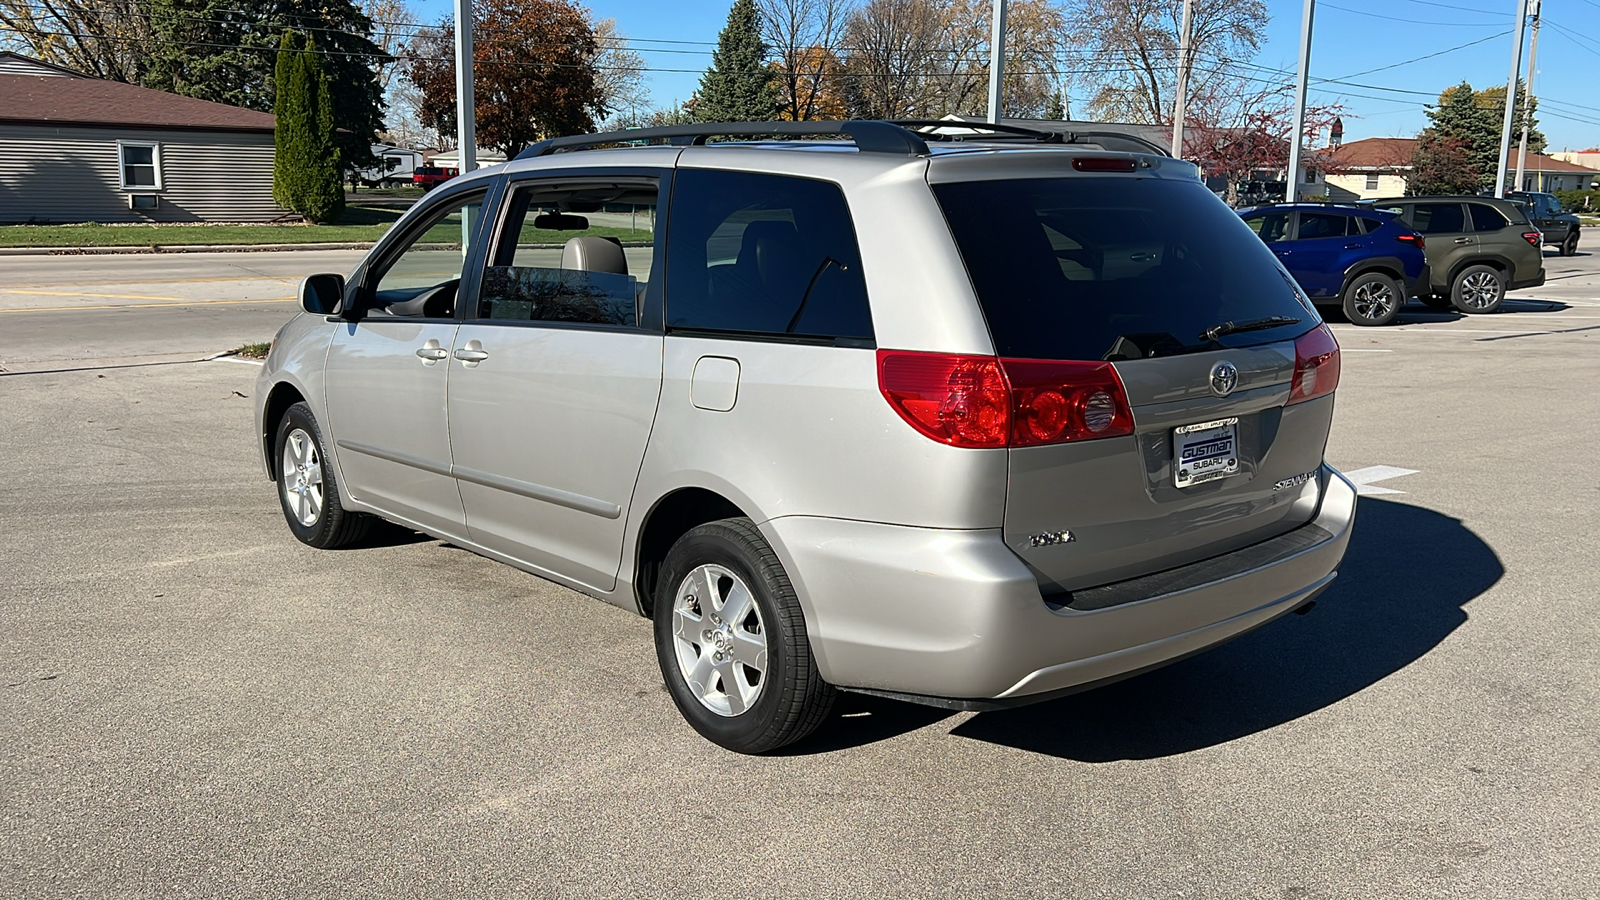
[299,273,345,315]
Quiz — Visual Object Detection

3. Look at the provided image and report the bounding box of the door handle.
[1343,243,1363,249]
[454,348,489,361]
[1454,237,1471,244]
[415,340,447,363]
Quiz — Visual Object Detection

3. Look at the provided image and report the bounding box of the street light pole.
[1171,0,1194,157]
[1514,0,1541,193]
[453,0,476,174]
[986,0,1008,124]
[1285,0,1316,203]
[1495,0,1530,199]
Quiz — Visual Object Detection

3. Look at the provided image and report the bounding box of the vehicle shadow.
[1399,296,1571,322]
[945,497,1500,761]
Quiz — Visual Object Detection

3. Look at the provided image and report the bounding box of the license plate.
[1174,417,1239,488]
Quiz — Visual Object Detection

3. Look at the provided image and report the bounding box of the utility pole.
[1495,0,1530,198]
[986,0,1008,124]
[1515,0,1541,193]
[453,0,476,174]
[1285,0,1316,203]
[1171,0,1194,157]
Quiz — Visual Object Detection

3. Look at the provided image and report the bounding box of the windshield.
[932,177,1317,361]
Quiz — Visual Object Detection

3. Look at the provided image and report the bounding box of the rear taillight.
[1288,324,1341,405]
[1396,232,1425,251]
[1521,231,1542,247]
[1002,359,1135,446]
[877,351,1134,448]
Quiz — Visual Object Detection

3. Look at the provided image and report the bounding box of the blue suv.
[1240,203,1428,326]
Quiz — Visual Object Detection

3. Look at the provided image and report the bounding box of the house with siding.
[1324,136,1600,200]
[0,52,288,223]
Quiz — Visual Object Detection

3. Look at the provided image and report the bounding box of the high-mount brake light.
[1288,325,1341,405]
[1521,231,1542,247]
[877,351,1135,448]
[1396,232,1425,251]
[1072,157,1138,173]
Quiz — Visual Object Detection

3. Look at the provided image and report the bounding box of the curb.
[0,242,377,256]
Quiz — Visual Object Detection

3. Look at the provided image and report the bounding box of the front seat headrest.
[561,235,628,276]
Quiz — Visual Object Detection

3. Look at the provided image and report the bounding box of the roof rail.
[888,119,1172,157]
[515,120,929,160]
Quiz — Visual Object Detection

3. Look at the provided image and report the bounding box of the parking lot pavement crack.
[1475,324,1600,342]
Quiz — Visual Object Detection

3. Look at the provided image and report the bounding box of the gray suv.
[1367,196,1545,313]
[256,121,1357,753]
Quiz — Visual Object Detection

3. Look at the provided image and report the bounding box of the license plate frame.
[1173,417,1240,488]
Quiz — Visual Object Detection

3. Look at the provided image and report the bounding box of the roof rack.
[515,120,930,160]
[888,120,1172,157]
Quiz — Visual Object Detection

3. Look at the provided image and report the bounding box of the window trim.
[117,140,162,191]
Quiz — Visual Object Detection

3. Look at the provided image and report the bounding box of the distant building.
[0,51,288,223]
[1325,136,1600,200]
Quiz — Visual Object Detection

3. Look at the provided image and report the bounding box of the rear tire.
[1450,265,1506,314]
[275,402,373,549]
[653,518,835,753]
[1340,272,1402,326]
[1562,230,1579,257]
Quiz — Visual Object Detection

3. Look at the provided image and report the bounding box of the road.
[1,247,1596,898]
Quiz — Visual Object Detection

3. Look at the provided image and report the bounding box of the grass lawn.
[0,204,654,249]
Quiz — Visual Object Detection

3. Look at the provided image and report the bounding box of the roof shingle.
[0,73,275,132]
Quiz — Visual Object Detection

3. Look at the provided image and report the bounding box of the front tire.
[653,518,835,753]
[1341,272,1402,326]
[275,402,372,549]
[1451,265,1506,314]
[1562,230,1579,257]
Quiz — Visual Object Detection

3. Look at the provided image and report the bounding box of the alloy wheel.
[280,427,324,527]
[1458,271,1502,311]
[670,564,768,717]
[1351,279,1396,321]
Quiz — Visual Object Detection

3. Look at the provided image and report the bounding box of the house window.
[1304,167,1318,183]
[118,142,161,189]
[1365,173,1379,190]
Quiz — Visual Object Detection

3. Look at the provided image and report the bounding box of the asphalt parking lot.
[2,247,1597,898]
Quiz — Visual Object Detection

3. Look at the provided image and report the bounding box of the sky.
[409,0,1600,151]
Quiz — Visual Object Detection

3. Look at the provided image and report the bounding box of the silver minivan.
[256,122,1356,753]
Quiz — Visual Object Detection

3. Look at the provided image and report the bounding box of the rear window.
[932,178,1313,361]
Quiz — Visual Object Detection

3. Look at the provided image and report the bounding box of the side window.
[1353,217,1378,234]
[1410,203,1466,234]
[1246,212,1289,242]
[1468,203,1508,232]
[1296,212,1348,240]
[666,169,873,341]
[369,191,487,318]
[477,178,659,327]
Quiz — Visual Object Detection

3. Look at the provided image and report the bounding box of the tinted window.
[478,179,658,327]
[666,170,873,341]
[1354,216,1380,234]
[1410,203,1466,234]
[1468,203,1508,232]
[1297,212,1349,240]
[1245,211,1289,242]
[933,178,1314,361]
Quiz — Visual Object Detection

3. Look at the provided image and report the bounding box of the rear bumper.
[763,465,1357,703]
[1508,268,1546,291]
[1408,265,1431,298]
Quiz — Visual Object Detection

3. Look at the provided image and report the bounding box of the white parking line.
[1344,465,1419,496]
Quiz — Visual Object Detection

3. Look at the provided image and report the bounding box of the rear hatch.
[933,173,1337,592]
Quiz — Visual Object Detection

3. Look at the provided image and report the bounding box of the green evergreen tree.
[695,0,779,123]
[1426,82,1500,191]
[145,0,387,171]
[273,32,344,223]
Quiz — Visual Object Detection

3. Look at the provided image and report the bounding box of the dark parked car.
[1506,191,1581,256]
[1240,203,1427,326]
[1365,196,1545,313]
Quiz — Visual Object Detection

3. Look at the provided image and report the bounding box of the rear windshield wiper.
[1199,316,1302,343]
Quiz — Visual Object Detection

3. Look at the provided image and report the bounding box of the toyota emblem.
[1210,361,1239,397]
